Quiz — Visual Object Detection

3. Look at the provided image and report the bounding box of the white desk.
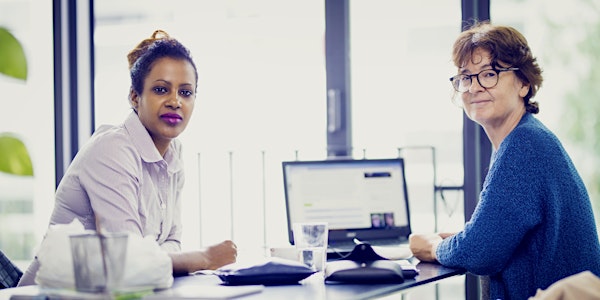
[0,261,464,300]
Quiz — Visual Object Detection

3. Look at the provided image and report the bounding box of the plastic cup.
[70,232,106,293]
[100,232,128,292]
[292,222,328,272]
[70,232,128,293]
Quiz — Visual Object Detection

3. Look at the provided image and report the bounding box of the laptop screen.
[282,158,411,245]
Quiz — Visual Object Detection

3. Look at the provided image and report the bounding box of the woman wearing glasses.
[409,22,600,300]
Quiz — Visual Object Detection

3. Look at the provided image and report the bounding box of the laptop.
[282,158,412,259]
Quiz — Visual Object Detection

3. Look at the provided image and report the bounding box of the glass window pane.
[492,0,600,228]
[350,0,464,234]
[349,2,463,298]
[0,0,55,267]
[94,0,326,250]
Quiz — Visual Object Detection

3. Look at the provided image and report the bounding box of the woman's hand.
[170,240,238,275]
[202,240,237,270]
[409,233,444,262]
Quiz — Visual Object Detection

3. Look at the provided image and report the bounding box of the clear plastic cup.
[70,232,128,293]
[292,222,328,272]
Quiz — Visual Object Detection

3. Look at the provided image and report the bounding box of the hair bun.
[127,29,171,69]
[151,29,170,40]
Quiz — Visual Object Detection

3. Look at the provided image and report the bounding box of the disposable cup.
[70,232,106,293]
[292,222,328,272]
[70,232,128,293]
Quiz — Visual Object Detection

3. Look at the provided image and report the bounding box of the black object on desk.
[324,243,418,284]
[215,258,316,286]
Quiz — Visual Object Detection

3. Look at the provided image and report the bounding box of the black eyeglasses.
[449,67,519,92]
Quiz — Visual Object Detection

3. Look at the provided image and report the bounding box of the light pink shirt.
[50,111,184,251]
[19,112,185,286]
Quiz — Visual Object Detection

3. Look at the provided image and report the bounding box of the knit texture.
[436,113,600,300]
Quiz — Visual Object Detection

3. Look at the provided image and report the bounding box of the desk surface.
[171,261,463,300]
[0,261,464,300]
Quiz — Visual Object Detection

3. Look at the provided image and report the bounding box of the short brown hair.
[452,21,543,114]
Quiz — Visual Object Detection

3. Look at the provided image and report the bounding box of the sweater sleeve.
[436,126,544,275]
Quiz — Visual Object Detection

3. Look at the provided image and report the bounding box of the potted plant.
[0,26,32,176]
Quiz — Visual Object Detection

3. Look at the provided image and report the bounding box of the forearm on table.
[169,250,209,276]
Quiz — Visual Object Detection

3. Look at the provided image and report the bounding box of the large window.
[93,0,467,251]
[350,1,464,299]
[94,1,327,252]
[96,1,465,299]
[492,0,600,226]
[350,0,464,234]
[0,0,54,267]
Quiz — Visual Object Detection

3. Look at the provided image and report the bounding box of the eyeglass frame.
[449,67,520,93]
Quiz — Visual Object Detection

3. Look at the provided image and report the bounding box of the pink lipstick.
[161,113,182,125]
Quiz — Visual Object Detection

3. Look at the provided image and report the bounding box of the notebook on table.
[282,158,412,260]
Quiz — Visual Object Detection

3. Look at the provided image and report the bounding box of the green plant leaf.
[0,134,33,176]
[0,27,28,80]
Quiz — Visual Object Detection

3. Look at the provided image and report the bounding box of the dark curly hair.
[452,21,543,114]
[127,30,198,98]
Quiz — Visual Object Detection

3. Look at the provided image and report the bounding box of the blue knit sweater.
[436,113,600,300]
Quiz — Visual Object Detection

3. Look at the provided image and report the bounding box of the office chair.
[0,249,23,289]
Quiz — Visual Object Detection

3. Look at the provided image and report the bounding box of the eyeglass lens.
[452,70,499,92]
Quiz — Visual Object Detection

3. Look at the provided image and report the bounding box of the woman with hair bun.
[18,30,237,286]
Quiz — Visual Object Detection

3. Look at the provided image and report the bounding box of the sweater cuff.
[431,238,442,262]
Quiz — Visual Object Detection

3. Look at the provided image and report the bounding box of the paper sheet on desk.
[144,285,264,299]
[370,245,413,260]
[35,219,173,290]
